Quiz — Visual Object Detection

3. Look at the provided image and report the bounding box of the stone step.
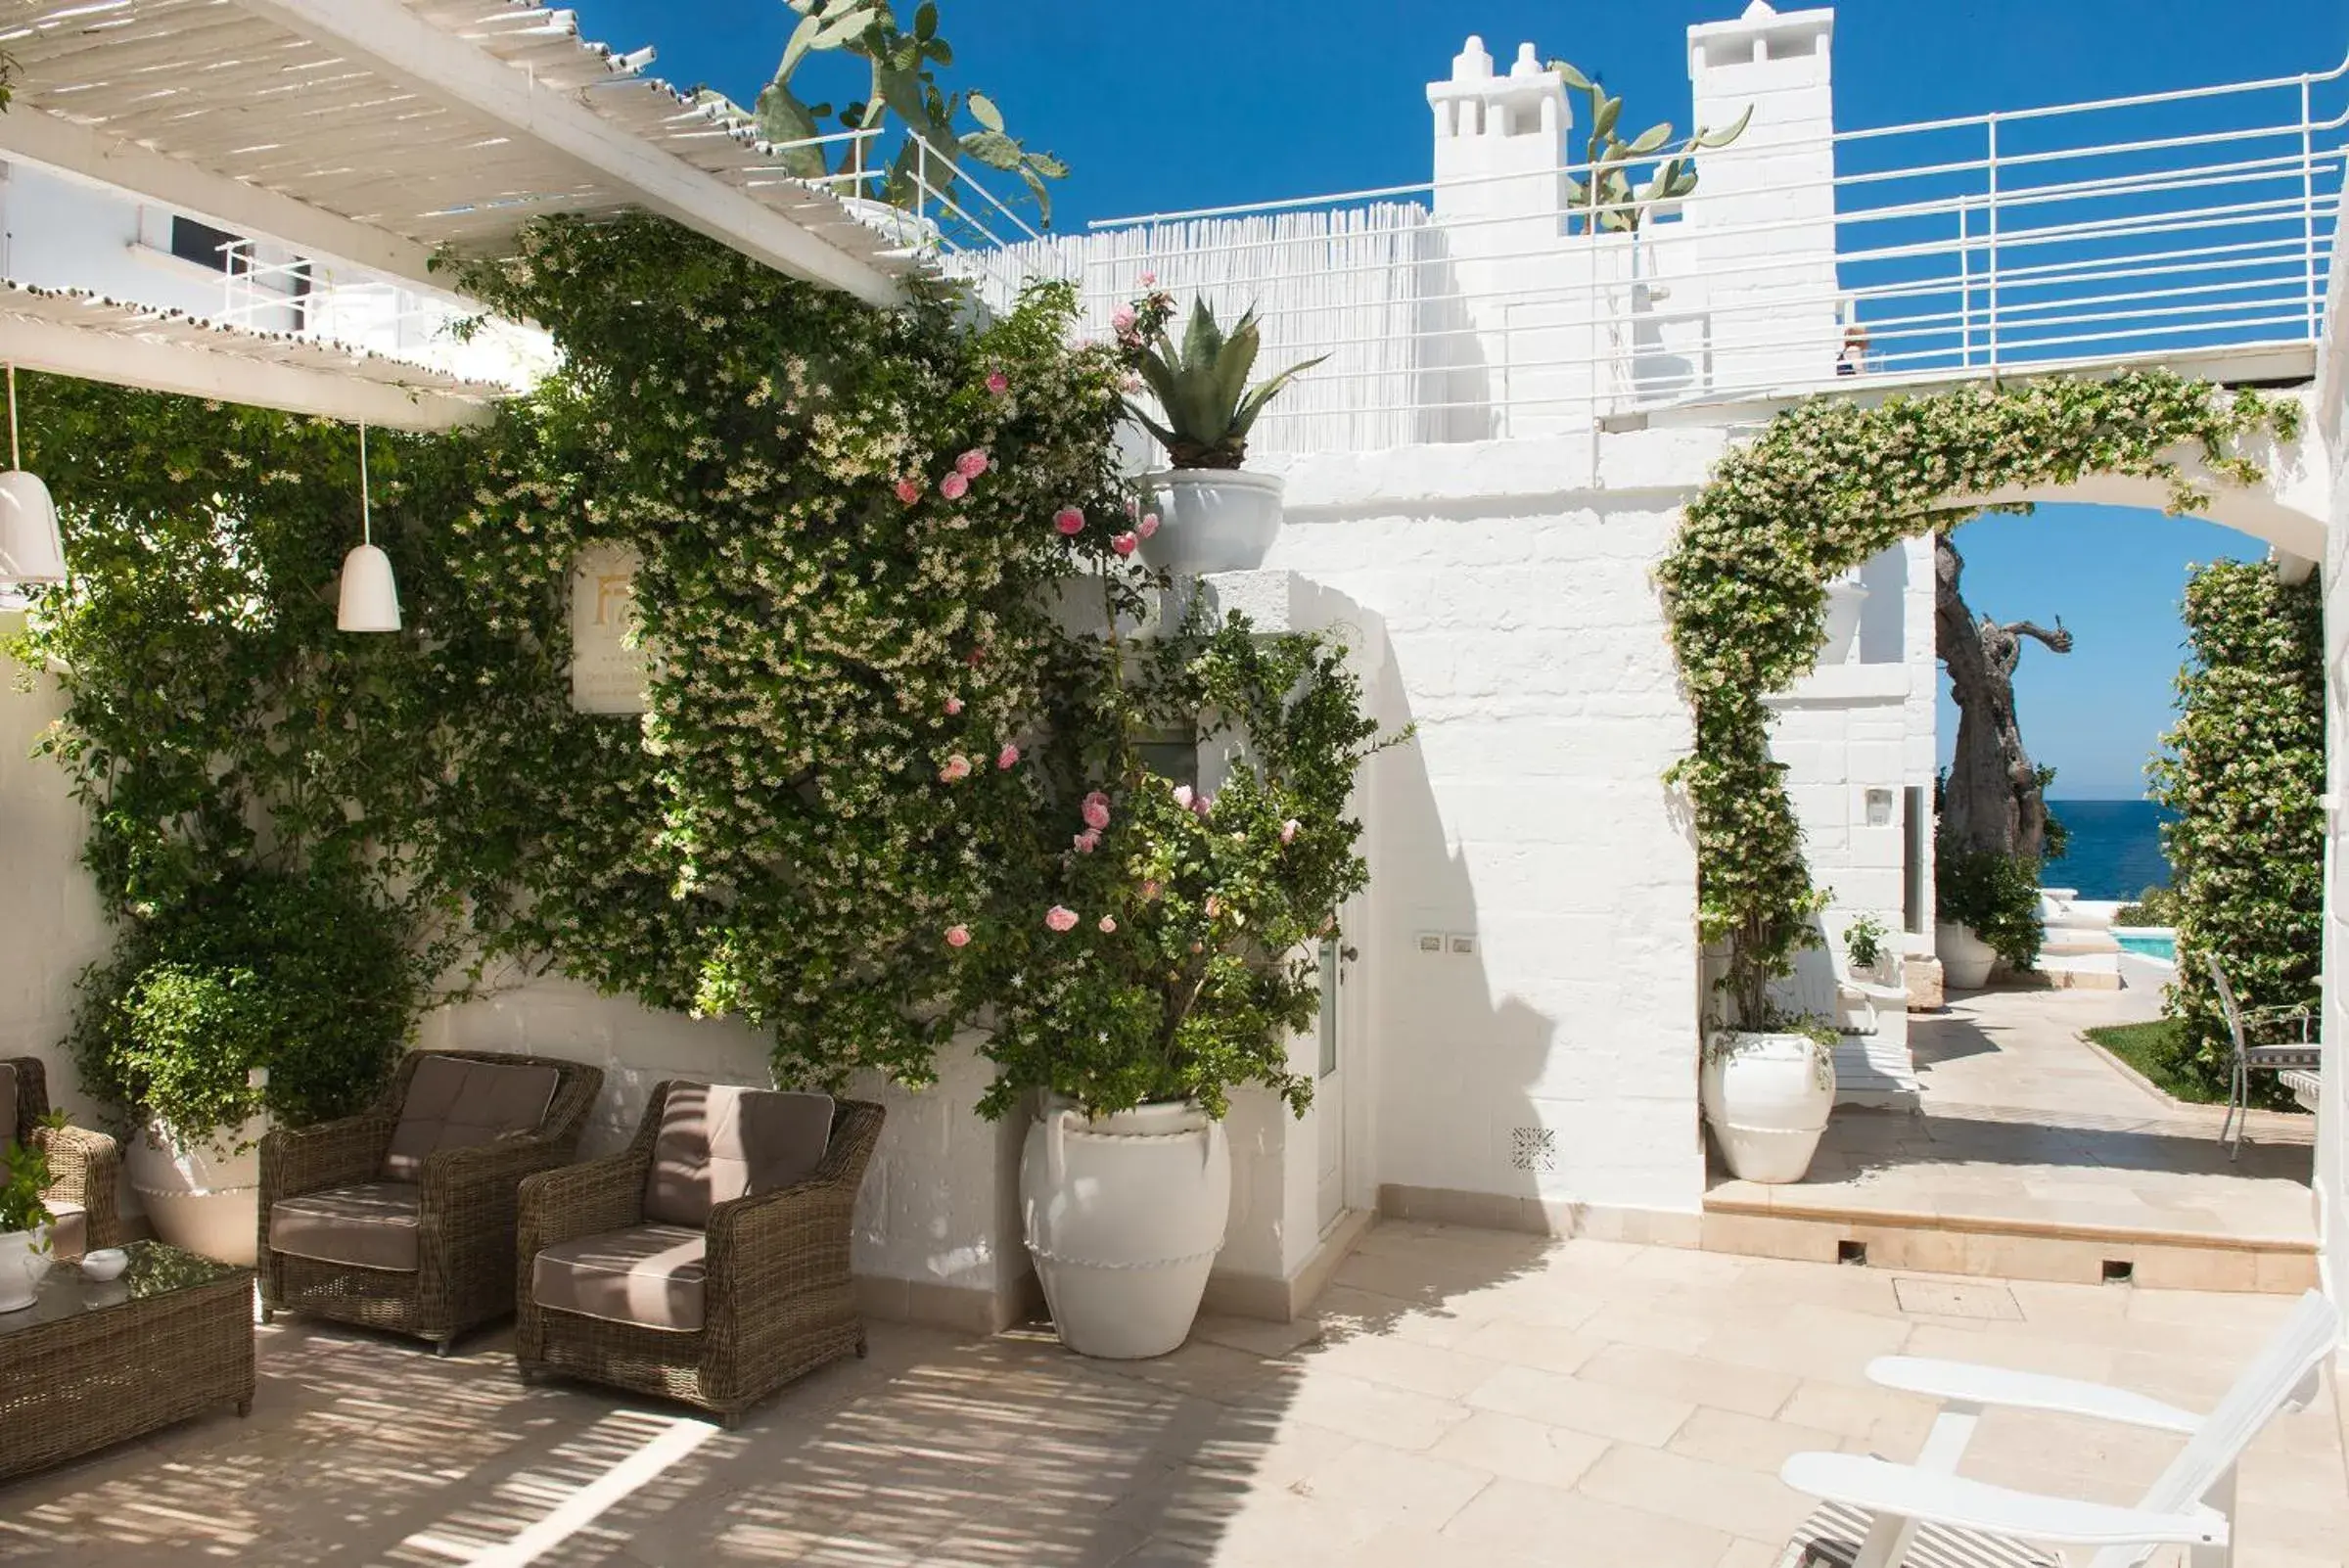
[1699,1196,2318,1293]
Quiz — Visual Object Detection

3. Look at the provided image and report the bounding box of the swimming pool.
[2114,929,2177,961]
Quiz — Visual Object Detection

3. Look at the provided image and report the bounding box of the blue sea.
[2042,799,2176,901]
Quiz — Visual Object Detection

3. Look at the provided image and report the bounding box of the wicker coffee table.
[0,1240,255,1479]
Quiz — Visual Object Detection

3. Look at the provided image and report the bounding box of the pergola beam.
[0,312,494,432]
[230,0,904,308]
[0,104,454,298]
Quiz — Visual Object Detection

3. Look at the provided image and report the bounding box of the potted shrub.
[1934,838,2043,990]
[0,1134,56,1313]
[949,554,1390,1358]
[1700,875,1839,1183]
[1118,290,1326,575]
[69,866,421,1264]
[1843,912,1894,984]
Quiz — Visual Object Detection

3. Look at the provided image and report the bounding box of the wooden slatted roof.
[0,0,914,304]
[0,278,506,427]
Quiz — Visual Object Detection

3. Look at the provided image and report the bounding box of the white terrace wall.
[1254,431,1724,1235]
[2314,188,2349,1328]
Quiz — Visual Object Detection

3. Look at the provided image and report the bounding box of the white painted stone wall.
[0,631,110,1129]
[1254,434,1721,1223]
[2312,187,2349,1336]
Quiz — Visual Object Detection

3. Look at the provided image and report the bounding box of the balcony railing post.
[2301,75,2320,342]
[1958,200,1972,370]
[1985,112,2002,378]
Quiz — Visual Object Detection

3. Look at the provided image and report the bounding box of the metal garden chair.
[2205,954,2321,1160]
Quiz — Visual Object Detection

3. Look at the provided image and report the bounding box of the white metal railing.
[916,41,2348,455]
[210,243,548,390]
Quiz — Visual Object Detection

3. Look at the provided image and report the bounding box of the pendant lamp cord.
[358,421,371,546]
[7,363,19,472]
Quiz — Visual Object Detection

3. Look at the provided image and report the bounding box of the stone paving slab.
[0,1221,2340,1566]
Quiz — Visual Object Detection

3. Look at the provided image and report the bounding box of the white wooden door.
[1314,934,1347,1234]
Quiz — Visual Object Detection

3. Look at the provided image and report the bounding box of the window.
[169,215,249,274]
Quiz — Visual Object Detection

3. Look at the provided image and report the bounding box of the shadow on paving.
[0,1227,1554,1566]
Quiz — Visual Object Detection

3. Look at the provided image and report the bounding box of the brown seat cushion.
[381,1055,561,1182]
[531,1224,708,1332]
[0,1062,18,1150]
[47,1201,85,1261]
[641,1084,833,1228]
[269,1182,422,1271]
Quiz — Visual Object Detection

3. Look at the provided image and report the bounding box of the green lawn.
[2083,1019,2228,1105]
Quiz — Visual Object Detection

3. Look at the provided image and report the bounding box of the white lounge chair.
[1777,1288,2340,1568]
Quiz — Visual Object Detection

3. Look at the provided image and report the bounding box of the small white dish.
[79,1248,129,1282]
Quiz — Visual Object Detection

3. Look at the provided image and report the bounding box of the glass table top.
[0,1239,248,1338]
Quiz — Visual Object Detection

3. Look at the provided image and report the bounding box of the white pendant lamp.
[0,364,67,585]
[336,421,400,632]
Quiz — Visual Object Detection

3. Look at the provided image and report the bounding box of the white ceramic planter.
[1934,922,1998,990]
[1020,1099,1230,1360]
[1819,574,1869,665]
[1140,469,1285,575]
[0,1225,50,1313]
[128,1115,267,1266]
[1701,1032,1836,1184]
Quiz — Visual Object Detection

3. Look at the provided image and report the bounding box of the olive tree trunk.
[1935,531,2072,860]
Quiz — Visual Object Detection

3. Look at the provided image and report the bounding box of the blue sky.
[569,0,2344,798]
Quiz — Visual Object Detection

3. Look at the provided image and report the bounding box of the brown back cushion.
[641,1084,833,1228]
[0,1062,17,1182]
[381,1055,561,1182]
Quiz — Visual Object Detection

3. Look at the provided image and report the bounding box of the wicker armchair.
[2,1057,121,1258]
[517,1083,883,1423]
[259,1049,602,1352]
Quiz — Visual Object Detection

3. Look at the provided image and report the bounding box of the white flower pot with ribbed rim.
[0,1226,49,1312]
[1140,469,1285,574]
[1935,922,1998,990]
[128,1115,266,1265]
[1819,573,1869,665]
[1701,1032,1836,1184]
[1020,1099,1230,1360]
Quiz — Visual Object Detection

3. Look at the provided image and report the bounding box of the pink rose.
[996,743,1020,770]
[1281,818,1301,844]
[944,924,971,948]
[1074,829,1100,853]
[955,450,990,480]
[1191,792,1214,818]
[1204,896,1222,918]
[944,696,963,715]
[1098,915,1118,934]
[1111,531,1138,558]
[940,755,972,782]
[1054,507,1085,536]
[1045,905,1079,933]
[1136,513,1161,539]
[1138,271,1157,287]
[1120,372,1143,393]
[986,371,1010,395]
[1110,304,1136,332]
[940,472,970,501]
[895,478,923,505]
[1141,880,1161,900]
[1082,798,1111,830]
[1171,784,1193,808]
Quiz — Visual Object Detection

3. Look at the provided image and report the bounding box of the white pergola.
[0,0,921,424]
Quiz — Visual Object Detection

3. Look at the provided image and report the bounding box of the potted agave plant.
[944,513,1388,1358]
[1117,289,1327,575]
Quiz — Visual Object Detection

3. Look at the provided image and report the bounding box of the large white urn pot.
[1140,469,1284,575]
[1819,573,1869,666]
[128,1115,267,1266]
[1020,1099,1230,1360]
[0,1225,51,1313]
[1934,922,1998,990]
[1701,1032,1836,1184]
